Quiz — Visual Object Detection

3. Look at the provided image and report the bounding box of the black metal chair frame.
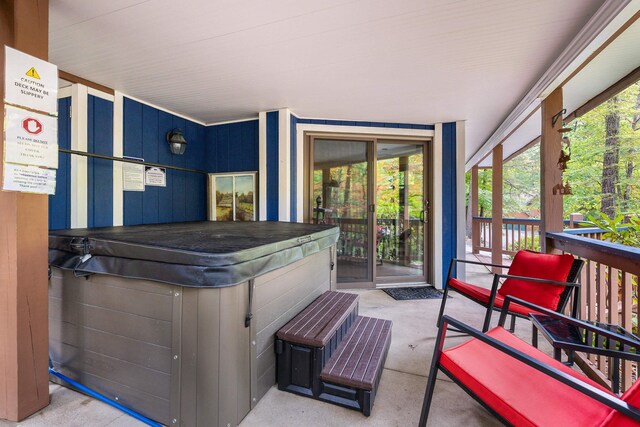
[437,256,584,332]
[420,296,640,426]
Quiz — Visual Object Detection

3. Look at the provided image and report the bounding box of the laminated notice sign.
[2,163,56,194]
[4,46,58,114]
[4,105,58,168]
[123,161,145,191]
[145,166,166,187]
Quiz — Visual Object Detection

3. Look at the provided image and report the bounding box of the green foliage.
[583,212,640,247]
[564,82,640,217]
[512,235,541,252]
[465,82,640,221]
[503,144,540,217]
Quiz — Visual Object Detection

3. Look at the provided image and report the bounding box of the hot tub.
[48,221,339,427]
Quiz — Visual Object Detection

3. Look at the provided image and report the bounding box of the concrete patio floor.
[1,254,556,427]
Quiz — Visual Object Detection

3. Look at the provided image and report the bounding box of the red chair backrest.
[497,251,575,310]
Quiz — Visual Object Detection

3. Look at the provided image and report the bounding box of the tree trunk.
[342,165,352,217]
[601,97,620,218]
[622,88,640,211]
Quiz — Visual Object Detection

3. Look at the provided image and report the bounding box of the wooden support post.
[540,87,564,252]
[491,146,503,273]
[471,165,480,254]
[0,0,51,421]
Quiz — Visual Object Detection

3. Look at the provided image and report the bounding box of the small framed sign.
[145,166,166,187]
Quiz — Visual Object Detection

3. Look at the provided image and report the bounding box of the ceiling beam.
[59,70,114,95]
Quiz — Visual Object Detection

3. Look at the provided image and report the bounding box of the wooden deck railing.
[472,217,600,256]
[547,232,640,393]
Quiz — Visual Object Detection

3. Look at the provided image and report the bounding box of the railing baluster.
[597,262,607,372]
[607,266,616,382]
[621,271,633,390]
[580,262,588,321]
[587,260,597,364]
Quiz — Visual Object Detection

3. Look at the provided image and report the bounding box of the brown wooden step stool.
[276,291,359,397]
[275,291,392,416]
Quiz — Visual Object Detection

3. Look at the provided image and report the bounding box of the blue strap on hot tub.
[48,368,162,427]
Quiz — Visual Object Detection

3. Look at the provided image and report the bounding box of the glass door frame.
[304,132,432,289]
[374,139,430,286]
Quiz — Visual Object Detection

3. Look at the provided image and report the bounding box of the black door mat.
[382,286,448,301]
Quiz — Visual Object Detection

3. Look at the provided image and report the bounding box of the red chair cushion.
[440,326,614,427]
[497,251,575,310]
[448,278,544,317]
[599,379,640,426]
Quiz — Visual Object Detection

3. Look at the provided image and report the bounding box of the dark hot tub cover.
[49,221,339,288]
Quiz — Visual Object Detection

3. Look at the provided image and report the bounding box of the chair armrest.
[440,315,640,421]
[449,258,510,270]
[494,273,580,287]
[500,296,640,354]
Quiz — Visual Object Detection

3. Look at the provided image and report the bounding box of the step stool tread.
[320,316,392,390]
[277,291,359,347]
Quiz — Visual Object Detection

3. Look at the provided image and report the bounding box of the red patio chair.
[437,250,584,332]
[420,297,640,426]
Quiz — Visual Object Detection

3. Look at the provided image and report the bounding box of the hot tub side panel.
[252,247,334,404]
[49,268,177,426]
[178,283,251,427]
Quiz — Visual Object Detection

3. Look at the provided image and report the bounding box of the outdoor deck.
[0,251,551,427]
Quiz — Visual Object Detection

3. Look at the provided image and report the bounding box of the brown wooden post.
[471,165,480,254]
[491,145,503,273]
[0,0,51,421]
[540,87,564,252]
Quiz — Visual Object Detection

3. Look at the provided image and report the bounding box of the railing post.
[491,145,503,272]
[569,213,583,228]
[471,166,480,254]
[540,87,564,252]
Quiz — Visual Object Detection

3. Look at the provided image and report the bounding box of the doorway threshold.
[376,282,431,289]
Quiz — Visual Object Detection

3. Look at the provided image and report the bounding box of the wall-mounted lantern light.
[166,128,187,155]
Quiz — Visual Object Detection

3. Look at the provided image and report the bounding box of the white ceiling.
[50,0,606,160]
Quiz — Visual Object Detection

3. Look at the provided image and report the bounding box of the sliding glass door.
[309,136,429,288]
[375,141,426,282]
[311,138,373,283]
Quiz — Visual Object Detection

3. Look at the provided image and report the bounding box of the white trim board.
[455,120,466,282]
[70,83,88,229]
[205,116,259,127]
[58,86,72,98]
[122,93,206,126]
[432,123,443,289]
[112,91,124,226]
[87,87,114,102]
[278,108,291,221]
[295,123,434,223]
[258,112,267,221]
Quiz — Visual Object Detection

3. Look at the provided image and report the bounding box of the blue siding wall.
[205,120,259,172]
[266,111,279,221]
[123,98,206,225]
[49,97,72,230]
[87,95,114,228]
[441,122,457,282]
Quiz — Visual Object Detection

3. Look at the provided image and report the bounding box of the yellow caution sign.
[25,67,41,79]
